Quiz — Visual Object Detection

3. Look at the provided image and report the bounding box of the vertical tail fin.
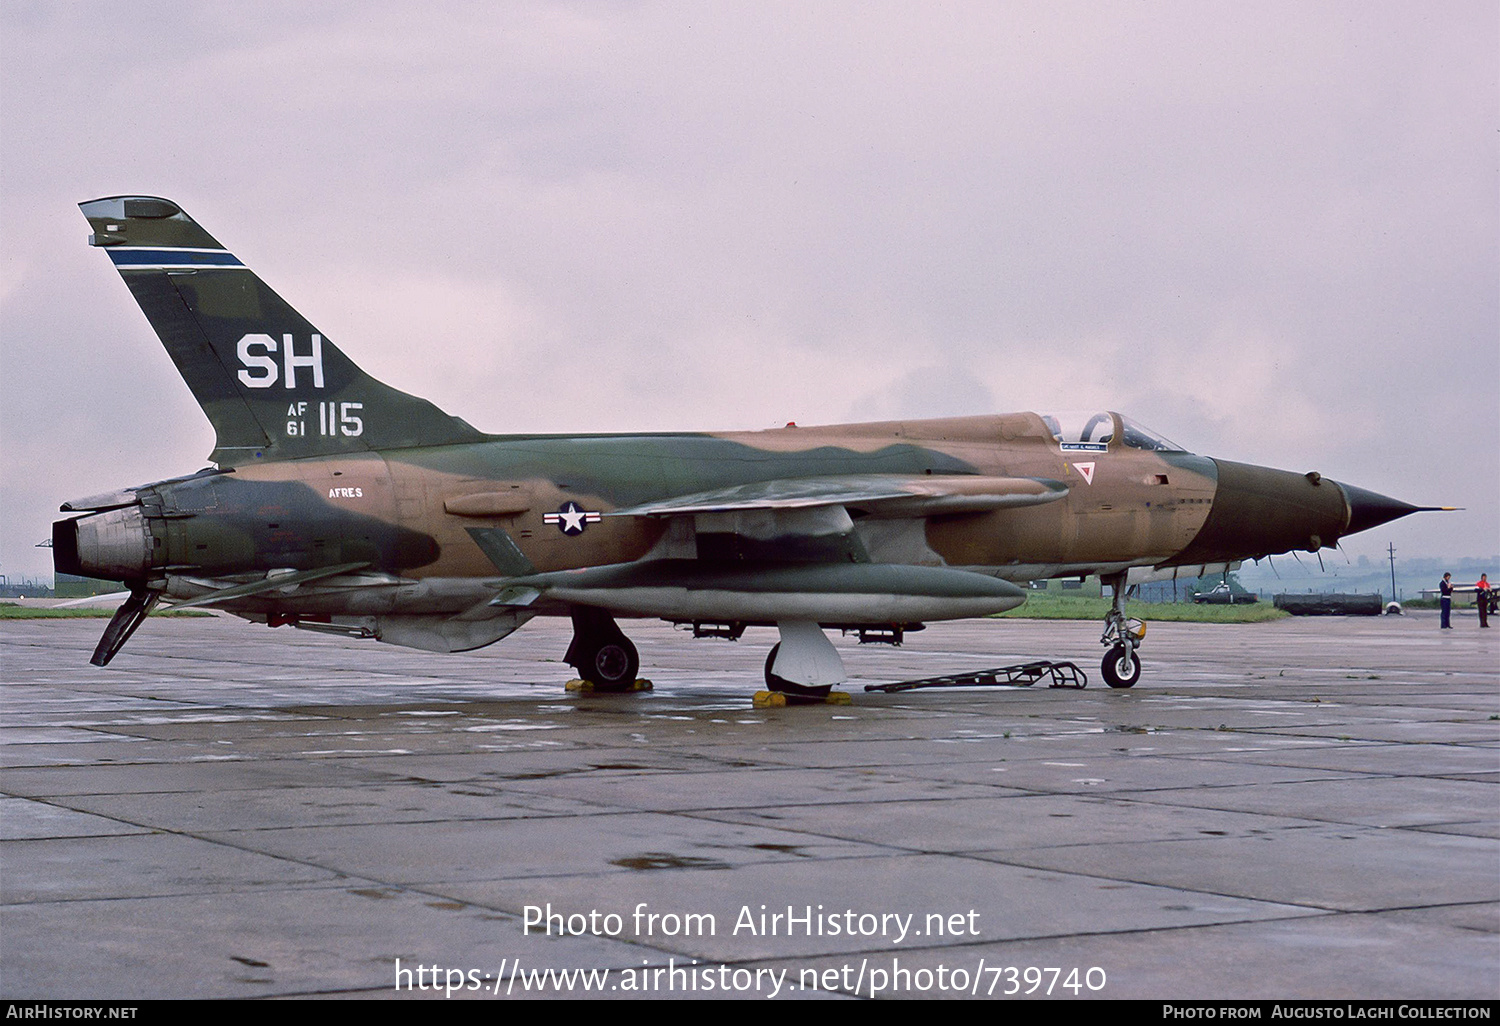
[80,196,484,466]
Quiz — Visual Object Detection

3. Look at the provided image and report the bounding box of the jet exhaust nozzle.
[53,506,153,582]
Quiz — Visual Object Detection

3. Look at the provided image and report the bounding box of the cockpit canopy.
[1039,412,1187,453]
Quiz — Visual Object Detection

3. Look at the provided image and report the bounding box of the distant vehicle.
[1192,583,1258,605]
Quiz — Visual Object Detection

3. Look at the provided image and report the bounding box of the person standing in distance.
[1439,573,1454,629]
[1476,573,1490,628]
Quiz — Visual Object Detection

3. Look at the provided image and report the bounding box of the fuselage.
[56,409,1362,626]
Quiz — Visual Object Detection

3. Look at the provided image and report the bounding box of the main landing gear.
[1099,571,1145,689]
[565,607,640,690]
[565,611,848,702]
[763,621,847,703]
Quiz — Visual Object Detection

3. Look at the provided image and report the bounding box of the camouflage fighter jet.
[53,197,1440,693]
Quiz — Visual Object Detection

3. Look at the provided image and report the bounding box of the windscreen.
[1118,416,1187,452]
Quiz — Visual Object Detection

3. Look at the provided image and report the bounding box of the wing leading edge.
[609,474,1068,518]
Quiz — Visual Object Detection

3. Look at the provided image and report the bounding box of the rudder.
[80,196,484,466]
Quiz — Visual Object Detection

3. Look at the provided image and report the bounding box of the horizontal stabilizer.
[171,562,369,608]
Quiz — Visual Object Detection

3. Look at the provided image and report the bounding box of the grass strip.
[997,595,1289,623]
[0,603,213,619]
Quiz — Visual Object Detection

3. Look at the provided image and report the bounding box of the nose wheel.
[1100,644,1141,688]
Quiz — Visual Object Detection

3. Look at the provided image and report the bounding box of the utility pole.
[1388,542,1398,603]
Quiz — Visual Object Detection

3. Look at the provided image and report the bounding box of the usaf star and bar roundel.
[544,501,602,536]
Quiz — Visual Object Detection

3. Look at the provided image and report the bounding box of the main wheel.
[580,636,639,690]
[763,644,832,699]
[1101,644,1141,689]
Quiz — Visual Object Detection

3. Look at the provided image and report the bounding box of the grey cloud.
[2,1,1494,579]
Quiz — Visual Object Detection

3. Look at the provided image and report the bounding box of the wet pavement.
[2,611,1495,999]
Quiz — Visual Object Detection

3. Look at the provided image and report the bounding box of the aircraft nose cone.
[1333,482,1432,537]
[1168,459,1352,563]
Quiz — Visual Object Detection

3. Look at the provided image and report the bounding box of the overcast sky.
[2,1,1495,583]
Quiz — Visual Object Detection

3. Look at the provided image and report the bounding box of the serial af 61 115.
[54,196,1441,695]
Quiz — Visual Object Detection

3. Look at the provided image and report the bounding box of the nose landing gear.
[1099,572,1145,689]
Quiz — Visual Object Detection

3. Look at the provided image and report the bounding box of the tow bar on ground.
[864,659,1087,693]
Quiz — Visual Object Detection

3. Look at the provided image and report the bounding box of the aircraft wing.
[610,474,1068,519]
[478,474,1057,625]
[578,474,1070,591]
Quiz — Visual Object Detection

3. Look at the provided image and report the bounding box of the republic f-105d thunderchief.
[55,196,1441,694]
